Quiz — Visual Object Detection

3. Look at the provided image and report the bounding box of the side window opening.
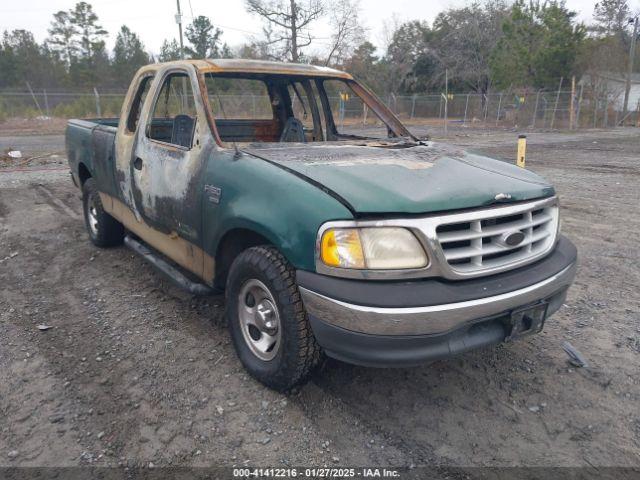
[288,82,310,126]
[147,72,197,149]
[126,74,154,133]
[208,77,274,120]
[205,75,276,143]
[286,80,323,141]
[311,80,331,141]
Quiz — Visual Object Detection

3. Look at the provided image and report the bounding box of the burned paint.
[99,192,215,283]
[244,142,460,165]
[118,64,215,245]
[201,59,352,79]
[243,142,554,215]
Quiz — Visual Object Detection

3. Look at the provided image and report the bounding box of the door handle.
[134,157,143,170]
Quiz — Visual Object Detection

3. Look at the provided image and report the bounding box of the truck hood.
[244,142,555,215]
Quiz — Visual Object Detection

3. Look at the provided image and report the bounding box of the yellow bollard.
[517,135,527,168]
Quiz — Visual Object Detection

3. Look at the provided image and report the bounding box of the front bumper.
[298,236,577,367]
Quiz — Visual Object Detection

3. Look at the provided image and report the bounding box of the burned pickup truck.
[66,59,577,390]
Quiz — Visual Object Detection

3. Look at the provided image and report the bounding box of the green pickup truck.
[66,59,577,390]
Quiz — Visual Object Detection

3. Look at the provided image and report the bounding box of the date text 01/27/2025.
[233,467,401,477]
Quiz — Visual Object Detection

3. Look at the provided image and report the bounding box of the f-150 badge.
[205,185,221,204]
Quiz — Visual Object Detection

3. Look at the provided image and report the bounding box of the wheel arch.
[214,227,276,290]
[78,162,92,185]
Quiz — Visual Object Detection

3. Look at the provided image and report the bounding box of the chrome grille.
[435,200,559,275]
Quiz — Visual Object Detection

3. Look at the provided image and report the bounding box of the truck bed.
[66,118,121,198]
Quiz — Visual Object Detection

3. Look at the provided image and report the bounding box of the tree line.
[0,0,638,94]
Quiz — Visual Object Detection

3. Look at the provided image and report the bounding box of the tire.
[226,246,321,391]
[82,178,124,247]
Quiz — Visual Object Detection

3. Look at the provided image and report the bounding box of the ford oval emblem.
[501,230,526,247]
[494,193,512,201]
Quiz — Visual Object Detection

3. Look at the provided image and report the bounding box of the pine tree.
[113,26,150,85]
[159,39,182,62]
[0,30,66,88]
[185,16,223,58]
[70,1,108,60]
[490,1,585,89]
[593,0,631,37]
[47,10,78,67]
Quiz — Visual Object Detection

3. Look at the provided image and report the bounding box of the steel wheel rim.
[87,195,99,236]
[238,278,281,361]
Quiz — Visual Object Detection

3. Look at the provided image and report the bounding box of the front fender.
[203,150,353,271]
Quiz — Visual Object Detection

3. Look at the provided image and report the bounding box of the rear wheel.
[82,178,124,247]
[226,246,321,391]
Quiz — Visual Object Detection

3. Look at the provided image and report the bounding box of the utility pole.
[176,0,185,59]
[622,15,638,121]
[175,0,187,111]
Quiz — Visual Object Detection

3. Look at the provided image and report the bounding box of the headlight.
[320,227,428,270]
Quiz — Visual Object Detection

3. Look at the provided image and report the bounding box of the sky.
[2,0,640,56]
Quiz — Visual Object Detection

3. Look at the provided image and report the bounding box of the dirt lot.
[0,126,639,470]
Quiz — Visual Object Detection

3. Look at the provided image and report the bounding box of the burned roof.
[147,59,352,79]
[203,59,352,79]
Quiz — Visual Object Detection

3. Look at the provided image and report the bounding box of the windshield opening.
[203,72,412,146]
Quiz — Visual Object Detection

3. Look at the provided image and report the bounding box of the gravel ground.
[0,126,639,470]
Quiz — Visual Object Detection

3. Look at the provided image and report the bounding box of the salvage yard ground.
[0,126,639,468]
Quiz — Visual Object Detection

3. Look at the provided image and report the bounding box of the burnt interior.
[204,73,396,145]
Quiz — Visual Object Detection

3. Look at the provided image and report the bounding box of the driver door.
[132,68,206,245]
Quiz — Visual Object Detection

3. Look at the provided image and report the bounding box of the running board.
[124,235,217,296]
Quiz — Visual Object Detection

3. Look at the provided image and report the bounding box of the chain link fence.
[1,87,639,132]
[0,89,127,122]
[345,90,640,131]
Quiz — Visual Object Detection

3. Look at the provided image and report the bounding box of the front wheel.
[225,246,321,391]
